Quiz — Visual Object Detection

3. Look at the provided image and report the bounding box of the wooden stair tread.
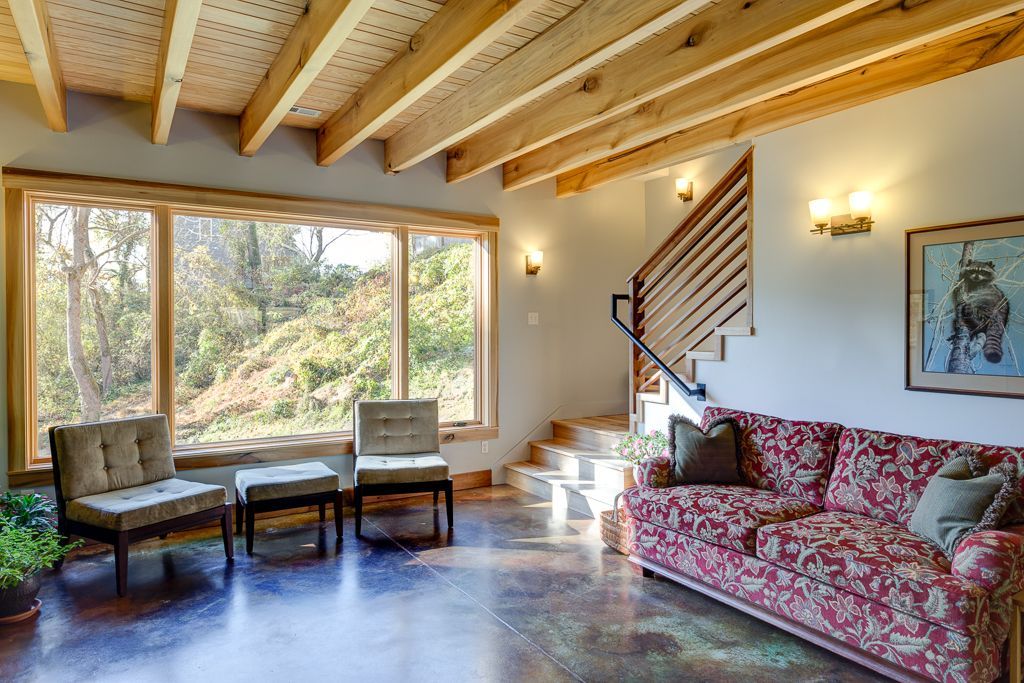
[531,439,631,471]
[550,414,629,436]
[504,461,621,505]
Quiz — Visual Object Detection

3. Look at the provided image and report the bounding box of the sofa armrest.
[634,454,673,488]
[952,526,1024,593]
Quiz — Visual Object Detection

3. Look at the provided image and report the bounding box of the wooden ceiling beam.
[555,15,1024,197]
[445,0,875,184]
[9,0,65,132]
[152,0,202,145]
[383,0,708,175]
[239,0,374,157]
[316,0,546,167]
[503,0,1024,191]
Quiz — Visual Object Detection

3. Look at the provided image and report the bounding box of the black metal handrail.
[611,293,706,402]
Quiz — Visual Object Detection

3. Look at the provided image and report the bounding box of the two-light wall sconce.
[675,178,694,202]
[809,191,874,236]
[525,250,544,275]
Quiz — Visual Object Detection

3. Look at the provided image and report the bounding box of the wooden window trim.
[4,168,499,486]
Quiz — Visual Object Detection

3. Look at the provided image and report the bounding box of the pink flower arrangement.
[614,430,670,465]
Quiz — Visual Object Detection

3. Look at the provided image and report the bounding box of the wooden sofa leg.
[1012,592,1024,682]
[114,536,129,597]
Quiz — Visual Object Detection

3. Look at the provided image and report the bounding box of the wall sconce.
[675,178,694,202]
[525,250,543,275]
[809,191,874,236]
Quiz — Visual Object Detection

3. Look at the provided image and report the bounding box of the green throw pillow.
[909,450,1019,558]
[667,415,741,485]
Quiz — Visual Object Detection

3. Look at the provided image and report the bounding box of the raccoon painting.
[956,259,1010,364]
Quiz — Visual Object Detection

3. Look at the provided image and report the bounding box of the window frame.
[4,168,499,486]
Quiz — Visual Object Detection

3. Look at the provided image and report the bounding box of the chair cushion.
[700,407,843,507]
[825,427,1024,529]
[757,511,987,636]
[235,462,340,503]
[52,415,176,501]
[354,453,449,486]
[66,478,226,531]
[354,399,440,456]
[621,484,820,554]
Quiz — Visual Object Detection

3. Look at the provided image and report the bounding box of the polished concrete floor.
[0,485,884,682]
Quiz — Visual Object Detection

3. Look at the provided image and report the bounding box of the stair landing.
[505,415,631,518]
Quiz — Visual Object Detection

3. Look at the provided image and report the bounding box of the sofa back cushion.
[700,407,843,507]
[51,414,176,502]
[825,427,1024,528]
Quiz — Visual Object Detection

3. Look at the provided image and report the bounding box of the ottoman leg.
[235,490,244,534]
[245,503,256,555]
[319,502,326,524]
[445,480,453,528]
[354,486,363,537]
[333,491,343,541]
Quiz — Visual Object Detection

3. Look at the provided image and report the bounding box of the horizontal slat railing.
[618,148,754,413]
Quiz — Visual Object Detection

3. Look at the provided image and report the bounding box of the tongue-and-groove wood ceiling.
[3,0,1024,196]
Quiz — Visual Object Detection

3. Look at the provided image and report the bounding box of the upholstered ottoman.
[235,462,342,553]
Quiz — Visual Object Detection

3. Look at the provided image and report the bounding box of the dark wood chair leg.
[433,490,439,507]
[354,486,363,537]
[445,480,453,528]
[221,506,234,561]
[54,519,68,570]
[333,491,343,541]
[245,503,256,555]
[114,535,129,597]
[235,491,244,534]
[319,502,326,524]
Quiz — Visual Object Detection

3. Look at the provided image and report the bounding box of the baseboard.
[629,555,930,683]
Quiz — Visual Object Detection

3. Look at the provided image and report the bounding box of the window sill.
[7,425,499,488]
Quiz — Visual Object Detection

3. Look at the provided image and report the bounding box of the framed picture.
[906,215,1024,399]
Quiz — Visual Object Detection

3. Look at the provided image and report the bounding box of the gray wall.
[643,57,1024,449]
[0,82,646,493]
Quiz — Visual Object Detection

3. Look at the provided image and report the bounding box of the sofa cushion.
[354,453,449,486]
[66,478,226,531]
[621,484,820,554]
[825,427,1024,529]
[236,462,340,503]
[757,511,988,636]
[700,407,843,507]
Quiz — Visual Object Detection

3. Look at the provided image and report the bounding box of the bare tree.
[66,207,103,421]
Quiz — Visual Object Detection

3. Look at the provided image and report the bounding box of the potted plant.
[0,493,78,622]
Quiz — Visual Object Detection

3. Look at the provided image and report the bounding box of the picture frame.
[906,215,1024,399]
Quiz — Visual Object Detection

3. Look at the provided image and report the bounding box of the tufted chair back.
[49,414,176,504]
[353,399,440,457]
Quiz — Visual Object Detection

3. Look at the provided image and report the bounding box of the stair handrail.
[611,293,706,401]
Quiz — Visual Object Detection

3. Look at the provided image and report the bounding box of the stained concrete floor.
[0,485,885,682]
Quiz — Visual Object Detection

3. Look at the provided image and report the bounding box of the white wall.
[0,82,645,492]
[643,57,1024,449]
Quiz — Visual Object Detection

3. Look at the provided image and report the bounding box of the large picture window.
[4,170,498,482]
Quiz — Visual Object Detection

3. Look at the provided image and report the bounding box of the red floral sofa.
[622,407,1024,683]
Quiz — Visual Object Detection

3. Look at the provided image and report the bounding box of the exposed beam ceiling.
[445,0,876,184]
[383,0,708,175]
[316,0,546,167]
[503,0,1024,191]
[556,15,1024,197]
[152,0,202,145]
[239,0,374,157]
[8,0,65,132]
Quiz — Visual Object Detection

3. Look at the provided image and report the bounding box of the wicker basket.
[600,509,630,555]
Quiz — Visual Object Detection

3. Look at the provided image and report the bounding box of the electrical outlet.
[481,441,489,454]
[528,312,539,325]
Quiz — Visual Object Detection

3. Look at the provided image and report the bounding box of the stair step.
[530,439,634,489]
[551,415,629,451]
[504,461,620,518]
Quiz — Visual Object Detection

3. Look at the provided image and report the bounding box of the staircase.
[627,149,754,429]
[504,415,632,517]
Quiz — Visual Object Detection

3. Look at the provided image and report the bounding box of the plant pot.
[0,573,41,619]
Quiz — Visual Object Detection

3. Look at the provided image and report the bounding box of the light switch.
[528,312,539,325]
